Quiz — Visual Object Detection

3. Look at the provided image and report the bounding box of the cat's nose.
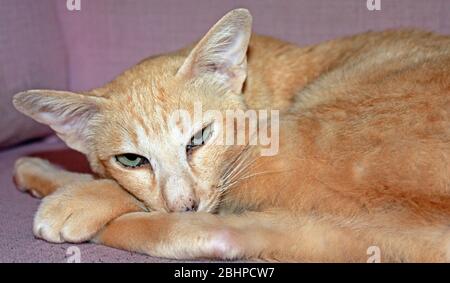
[163,176,198,212]
[169,197,198,212]
[184,198,198,212]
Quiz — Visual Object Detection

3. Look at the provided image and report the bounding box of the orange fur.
[12,9,450,262]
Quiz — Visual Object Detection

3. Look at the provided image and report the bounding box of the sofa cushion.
[0,0,68,148]
[56,0,450,91]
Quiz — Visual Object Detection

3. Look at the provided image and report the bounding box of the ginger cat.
[12,9,450,262]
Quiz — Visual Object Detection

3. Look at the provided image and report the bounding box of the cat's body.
[12,9,450,262]
[224,29,450,213]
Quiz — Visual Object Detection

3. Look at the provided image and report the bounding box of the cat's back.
[292,29,450,112]
[290,30,450,153]
[284,30,450,203]
[245,30,450,112]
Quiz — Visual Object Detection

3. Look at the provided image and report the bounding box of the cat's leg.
[13,157,94,198]
[32,178,145,243]
[92,211,373,262]
[93,211,450,262]
[369,225,450,262]
[93,211,278,261]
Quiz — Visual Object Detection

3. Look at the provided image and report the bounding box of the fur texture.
[13,9,450,262]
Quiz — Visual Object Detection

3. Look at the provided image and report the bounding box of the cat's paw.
[33,180,144,243]
[33,189,102,243]
[13,157,60,198]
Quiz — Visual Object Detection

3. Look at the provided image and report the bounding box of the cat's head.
[13,9,253,212]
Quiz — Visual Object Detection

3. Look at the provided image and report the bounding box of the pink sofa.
[0,0,449,262]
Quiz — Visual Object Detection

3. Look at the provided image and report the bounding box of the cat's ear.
[176,8,252,93]
[13,90,104,154]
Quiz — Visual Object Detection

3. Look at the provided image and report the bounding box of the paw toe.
[33,220,64,243]
[60,220,93,243]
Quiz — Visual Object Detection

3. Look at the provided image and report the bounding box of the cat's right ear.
[176,9,252,94]
[13,90,104,154]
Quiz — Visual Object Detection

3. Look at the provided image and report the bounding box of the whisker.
[220,145,251,182]
[237,169,294,181]
[224,145,259,177]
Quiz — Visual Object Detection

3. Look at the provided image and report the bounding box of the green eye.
[187,124,213,154]
[115,153,149,168]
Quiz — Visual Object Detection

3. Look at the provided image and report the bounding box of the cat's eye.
[186,124,214,154]
[115,153,149,168]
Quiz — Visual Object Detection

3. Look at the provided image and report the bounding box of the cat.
[12,9,450,262]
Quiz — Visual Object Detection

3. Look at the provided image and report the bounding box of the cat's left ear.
[176,9,252,93]
[13,90,104,154]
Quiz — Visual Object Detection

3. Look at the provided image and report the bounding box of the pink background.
[1,0,449,147]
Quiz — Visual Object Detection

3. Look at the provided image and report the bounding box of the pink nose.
[168,197,198,212]
[164,176,198,212]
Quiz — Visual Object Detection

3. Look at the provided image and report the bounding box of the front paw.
[13,157,59,198]
[33,189,104,243]
[33,180,144,243]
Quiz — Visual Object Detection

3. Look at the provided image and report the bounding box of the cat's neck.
[217,117,307,213]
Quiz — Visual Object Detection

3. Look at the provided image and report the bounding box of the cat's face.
[13,9,253,212]
[94,69,248,212]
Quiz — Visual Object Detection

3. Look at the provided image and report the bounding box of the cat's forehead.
[102,98,180,156]
[111,86,183,130]
[96,58,232,155]
[99,80,199,153]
